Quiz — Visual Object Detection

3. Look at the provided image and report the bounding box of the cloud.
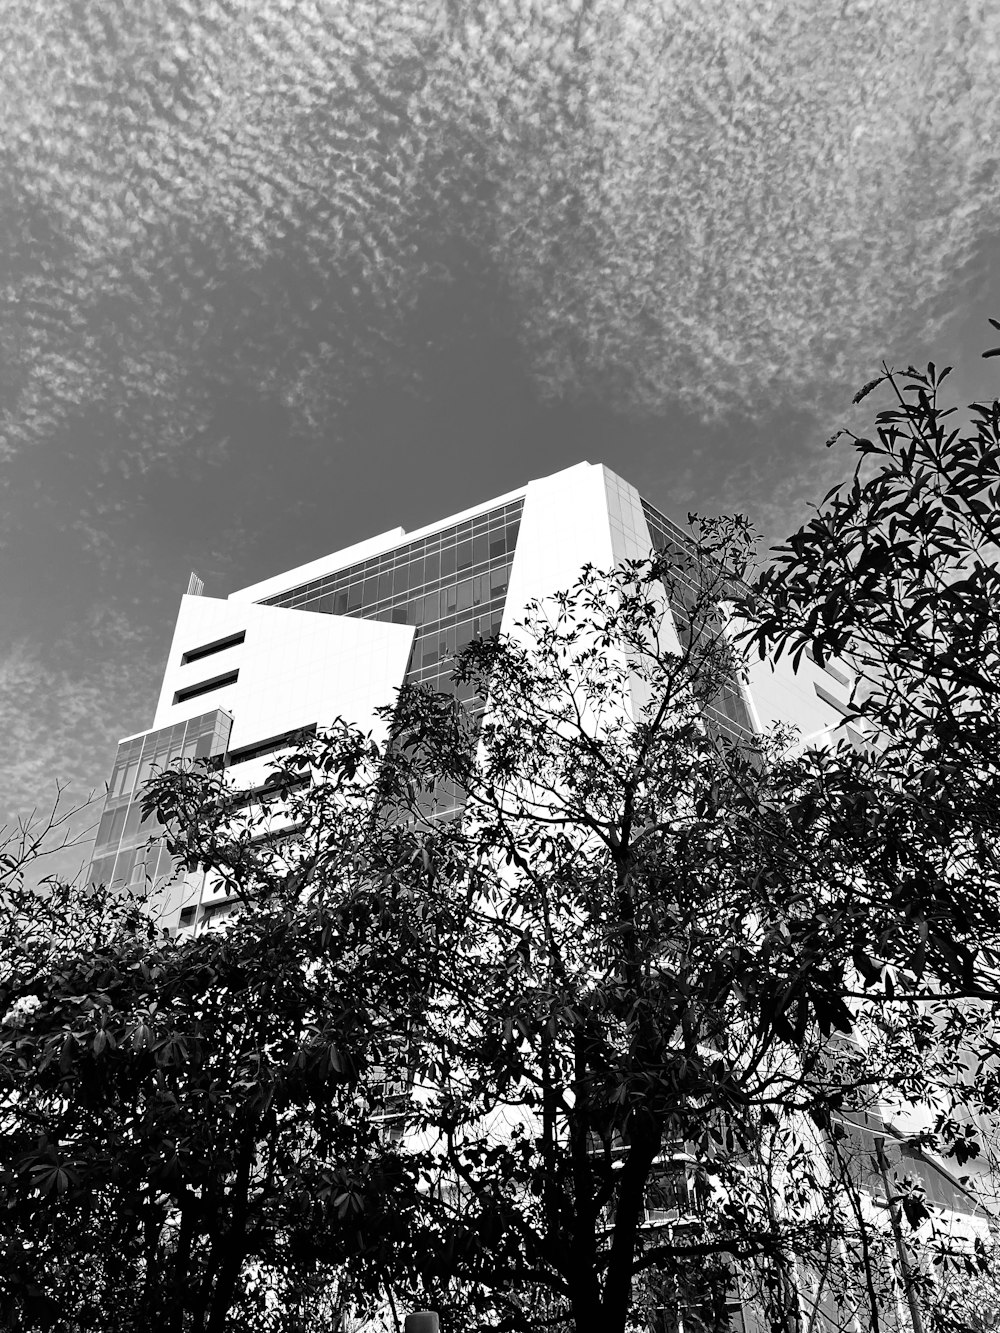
[0,632,156,824]
[1,0,997,489]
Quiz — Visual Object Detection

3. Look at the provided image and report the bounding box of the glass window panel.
[443,584,458,616]
[422,643,439,667]
[456,619,475,652]
[378,571,392,599]
[155,841,174,880]
[123,802,142,841]
[472,575,485,606]
[411,597,425,626]
[117,760,139,799]
[424,550,440,582]
[315,593,334,614]
[473,533,489,565]
[334,590,349,614]
[504,522,519,551]
[408,558,424,587]
[195,732,214,759]
[139,801,160,831]
[456,579,473,612]
[441,545,457,577]
[489,534,506,559]
[345,582,361,610]
[490,565,509,596]
[391,607,408,623]
[88,854,117,888]
[394,563,410,593]
[95,808,117,848]
[423,592,439,622]
[114,847,137,888]
[362,577,378,604]
[457,541,473,571]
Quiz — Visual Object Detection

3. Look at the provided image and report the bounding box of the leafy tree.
[0,793,434,1332]
[7,338,1000,1330]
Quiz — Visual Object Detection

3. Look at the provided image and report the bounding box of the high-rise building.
[86,461,852,932]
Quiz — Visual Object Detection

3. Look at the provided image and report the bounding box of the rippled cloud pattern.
[2,0,998,474]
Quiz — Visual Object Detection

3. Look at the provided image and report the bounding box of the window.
[226,724,316,767]
[173,669,239,705]
[181,630,245,666]
[815,682,853,718]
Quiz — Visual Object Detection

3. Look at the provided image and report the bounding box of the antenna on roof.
[186,571,205,596]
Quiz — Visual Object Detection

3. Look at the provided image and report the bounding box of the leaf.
[852,376,884,404]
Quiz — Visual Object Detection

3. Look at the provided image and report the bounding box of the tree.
[6,341,1000,1329]
[746,334,1000,1169]
[0,789,435,1332]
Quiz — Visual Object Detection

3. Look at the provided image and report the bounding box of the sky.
[2,0,1000,863]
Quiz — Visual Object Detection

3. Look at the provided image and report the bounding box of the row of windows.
[107,710,232,804]
[291,564,513,631]
[277,532,519,618]
[88,837,175,893]
[94,794,161,855]
[226,723,317,767]
[262,501,522,610]
[409,609,504,675]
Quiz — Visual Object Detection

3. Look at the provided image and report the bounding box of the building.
[86,461,852,933]
[87,460,852,926]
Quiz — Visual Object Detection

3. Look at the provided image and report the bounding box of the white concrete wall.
[502,461,617,633]
[152,594,415,750]
[745,650,852,743]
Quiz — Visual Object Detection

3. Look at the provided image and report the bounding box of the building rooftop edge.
[227,461,596,606]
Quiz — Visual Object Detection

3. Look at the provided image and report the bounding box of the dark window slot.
[181,630,246,665]
[814,682,853,718]
[173,669,239,704]
[224,774,310,812]
[225,723,317,767]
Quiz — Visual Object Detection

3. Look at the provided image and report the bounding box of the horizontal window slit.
[181,630,245,665]
[225,724,317,767]
[174,669,239,704]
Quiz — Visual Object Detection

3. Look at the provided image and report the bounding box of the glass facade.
[87,709,233,891]
[640,499,754,742]
[261,499,524,703]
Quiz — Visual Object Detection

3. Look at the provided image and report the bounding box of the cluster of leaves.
[0,799,448,1331]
